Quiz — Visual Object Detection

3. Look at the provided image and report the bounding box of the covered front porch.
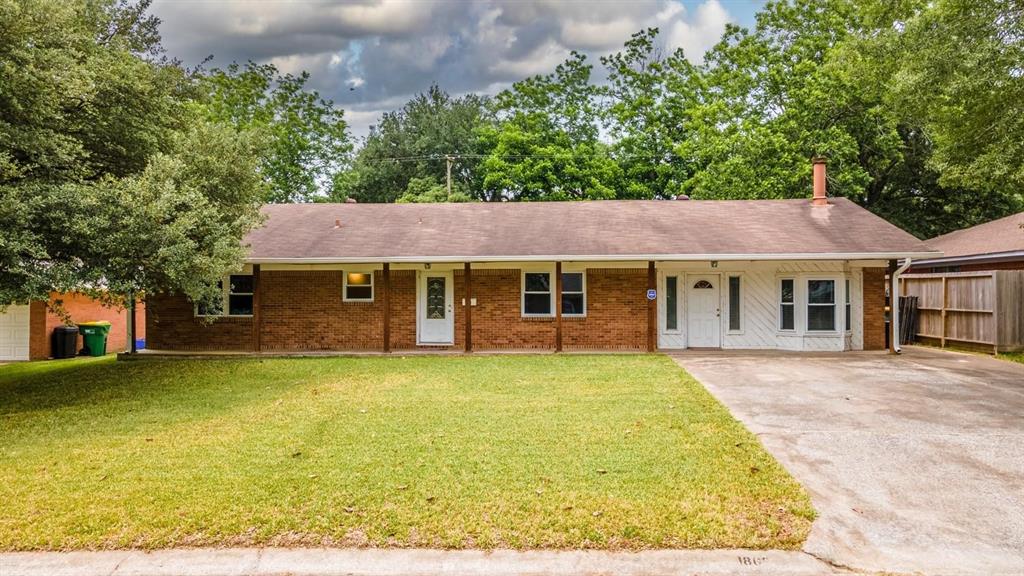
[143,258,898,355]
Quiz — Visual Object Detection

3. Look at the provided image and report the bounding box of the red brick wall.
[29,294,144,359]
[146,292,253,351]
[862,268,887,350]
[463,269,555,350]
[28,302,48,360]
[563,269,647,350]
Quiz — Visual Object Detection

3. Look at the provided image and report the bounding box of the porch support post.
[647,261,656,352]
[555,262,563,352]
[129,293,137,354]
[464,262,472,352]
[887,259,897,354]
[252,264,262,352]
[382,263,391,353]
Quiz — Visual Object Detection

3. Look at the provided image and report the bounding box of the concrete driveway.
[673,347,1024,576]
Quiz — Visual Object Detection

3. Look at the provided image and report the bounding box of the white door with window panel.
[0,304,31,361]
[687,275,721,348]
[418,271,454,344]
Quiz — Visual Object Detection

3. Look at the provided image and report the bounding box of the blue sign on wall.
[646,289,657,300]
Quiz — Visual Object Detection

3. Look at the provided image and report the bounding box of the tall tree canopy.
[339,86,490,203]
[0,0,265,306]
[479,53,622,201]
[200,62,352,203]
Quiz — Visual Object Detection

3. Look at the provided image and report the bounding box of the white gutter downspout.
[891,258,913,354]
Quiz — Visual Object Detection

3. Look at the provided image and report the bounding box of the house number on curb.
[646,289,657,300]
[737,556,767,566]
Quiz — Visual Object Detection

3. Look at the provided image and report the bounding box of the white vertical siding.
[657,260,868,351]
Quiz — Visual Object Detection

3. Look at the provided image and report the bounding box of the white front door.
[418,271,454,344]
[0,304,31,361]
[687,275,721,348]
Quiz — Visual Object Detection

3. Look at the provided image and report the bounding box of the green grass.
[998,352,1024,364]
[0,354,813,551]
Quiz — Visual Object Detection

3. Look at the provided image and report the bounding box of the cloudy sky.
[151,0,766,138]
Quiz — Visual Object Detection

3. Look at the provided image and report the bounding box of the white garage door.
[0,304,31,361]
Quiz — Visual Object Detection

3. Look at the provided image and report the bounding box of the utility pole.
[445,154,453,197]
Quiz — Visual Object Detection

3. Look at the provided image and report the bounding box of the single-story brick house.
[908,210,1024,273]
[146,162,939,354]
[0,293,145,361]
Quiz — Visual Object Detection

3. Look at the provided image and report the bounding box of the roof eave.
[911,249,1024,267]
[246,251,942,264]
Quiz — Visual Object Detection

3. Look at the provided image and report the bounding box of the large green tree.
[479,53,622,201]
[0,0,265,307]
[200,62,351,203]
[339,86,490,203]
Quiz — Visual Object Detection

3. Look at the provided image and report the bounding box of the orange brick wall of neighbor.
[146,268,650,352]
[29,293,145,360]
[146,267,884,352]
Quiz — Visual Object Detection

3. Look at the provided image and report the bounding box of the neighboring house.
[146,162,938,354]
[909,211,1024,273]
[0,293,145,361]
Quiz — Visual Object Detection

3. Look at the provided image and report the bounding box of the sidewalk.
[1,548,838,576]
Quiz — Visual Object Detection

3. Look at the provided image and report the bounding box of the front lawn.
[0,355,813,551]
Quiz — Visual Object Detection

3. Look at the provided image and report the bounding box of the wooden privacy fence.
[900,270,1024,353]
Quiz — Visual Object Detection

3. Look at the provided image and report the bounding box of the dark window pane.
[845,280,851,330]
[780,303,794,330]
[229,275,253,294]
[562,293,584,315]
[426,277,445,319]
[808,305,835,331]
[729,276,741,331]
[781,279,794,303]
[562,272,583,293]
[808,280,834,304]
[524,293,551,315]
[666,276,677,330]
[347,272,371,286]
[228,294,253,315]
[525,273,550,293]
[346,285,372,300]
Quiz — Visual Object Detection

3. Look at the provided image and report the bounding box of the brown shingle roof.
[245,198,937,262]
[925,211,1024,259]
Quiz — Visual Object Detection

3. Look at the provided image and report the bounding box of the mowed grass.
[0,354,813,551]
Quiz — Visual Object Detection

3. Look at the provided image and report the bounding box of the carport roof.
[245,198,939,263]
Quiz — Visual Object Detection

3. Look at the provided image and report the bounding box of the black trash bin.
[51,325,79,359]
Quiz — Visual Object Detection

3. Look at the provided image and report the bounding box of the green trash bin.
[77,321,112,357]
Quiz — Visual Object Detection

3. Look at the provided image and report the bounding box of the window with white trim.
[522,272,552,316]
[845,279,852,332]
[561,272,585,316]
[344,272,374,301]
[779,278,795,331]
[728,275,742,332]
[196,275,253,317]
[807,279,836,331]
[665,276,678,331]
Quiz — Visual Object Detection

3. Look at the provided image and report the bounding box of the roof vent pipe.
[812,157,828,206]
[345,197,358,204]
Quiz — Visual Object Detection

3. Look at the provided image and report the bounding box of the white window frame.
[844,278,852,333]
[560,271,586,317]
[726,274,744,334]
[778,277,796,332]
[521,269,555,317]
[806,278,839,333]
[663,274,681,333]
[343,271,375,302]
[194,274,254,318]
